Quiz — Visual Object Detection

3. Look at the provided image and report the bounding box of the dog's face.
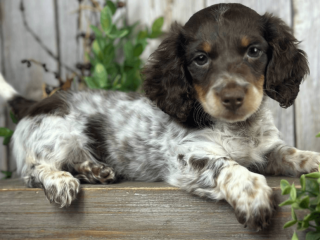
[185,5,268,122]
[143,3,309,126]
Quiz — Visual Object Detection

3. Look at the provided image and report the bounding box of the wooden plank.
[293,0,320,151]
[56,0,83,80]
[126,0,205,61]
[205,0,295,147]
[0,177,307,239]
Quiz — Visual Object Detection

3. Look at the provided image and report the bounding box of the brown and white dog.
[0,3,318,230]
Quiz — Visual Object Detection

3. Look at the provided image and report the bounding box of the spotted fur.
[0,3,317,231]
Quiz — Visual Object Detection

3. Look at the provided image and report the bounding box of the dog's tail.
[0,73,37,119]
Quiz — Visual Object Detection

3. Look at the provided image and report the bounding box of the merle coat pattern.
[0,3,318,231]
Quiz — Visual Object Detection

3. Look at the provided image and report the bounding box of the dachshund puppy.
[0,3,317,230]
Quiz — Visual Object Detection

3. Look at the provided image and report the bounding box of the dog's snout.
[220,86,245,111]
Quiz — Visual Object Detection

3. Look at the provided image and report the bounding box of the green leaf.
[306,178,320,196]
[3,136,11,145]
[151,17,164,33]
[92,40,104,61]
[106,0,116,15]
[306,231,320,240]
[148,30,162,39]
[292,231,299,240]
[0,128,14,137]
[279,199,295,207]
[124,41,133,60]
[316,203,320,212]
[297,220,309,231]
[117,29,129,38]
[284,220,297,229]
[300,174,306,191]
[306,172,320,179]
[133,43,143,57]
[291,207,297,220]
[137,30,148,40]
[316,132,320,137]
[290,183,297,200]
[93,63,108,88]
[100,6,113,33]
[299,196,309,209]
[10,111,18,124]
[281,179,290,191]
[103,44,115,67]
[91,25,102,38]
[304,212,320,222]
[84,77,99,89]
[282,186,292,195]
[106,25,118,39]
[1,170,12,179]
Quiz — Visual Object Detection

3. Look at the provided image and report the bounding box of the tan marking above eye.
[202,42,211,53]
[241,36,250,47]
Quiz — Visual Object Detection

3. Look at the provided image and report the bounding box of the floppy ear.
[262,14,309,108]
[143,23,195,122]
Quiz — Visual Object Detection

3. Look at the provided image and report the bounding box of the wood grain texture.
[205,0,295,147]
[293,0,320,151]
[1,0,61,171]
[0,177,307,239]
[126,0,205,61]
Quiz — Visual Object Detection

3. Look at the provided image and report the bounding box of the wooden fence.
[0,0,319,176]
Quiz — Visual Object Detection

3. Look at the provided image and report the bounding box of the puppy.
[0,3,318,230]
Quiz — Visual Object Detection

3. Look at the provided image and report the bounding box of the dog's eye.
[194,55,208,65]
[247,47,261,58]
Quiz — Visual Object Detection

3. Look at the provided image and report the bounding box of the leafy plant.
[0,112,17,179]
[279,167,320,240]
[0,111,17,146]
[85,0,164,91]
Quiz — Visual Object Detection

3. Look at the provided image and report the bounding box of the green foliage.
[279,167,320,240]
[1,170,12,179]
[0,127,13,145]
[0,111,17,179]
[85,1,164,92]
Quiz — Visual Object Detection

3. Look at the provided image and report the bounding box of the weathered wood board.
[0,177,308,239]
[0,0,59,171]
[293,0,320,152]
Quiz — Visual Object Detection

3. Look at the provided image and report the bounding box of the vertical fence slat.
[2,0,58,172]
[57,0,83,80]
[294,0,320,151]
[126,0,205,61]
[0,1,7,177]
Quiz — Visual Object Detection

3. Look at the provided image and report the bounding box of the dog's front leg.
[265,145,320,176]
[169,155,274,230]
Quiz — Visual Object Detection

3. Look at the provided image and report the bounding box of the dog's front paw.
[43,171,80,207]
[233,174,275,231]
[280,148,320,175]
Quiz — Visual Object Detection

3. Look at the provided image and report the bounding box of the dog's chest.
[211,117,280,167]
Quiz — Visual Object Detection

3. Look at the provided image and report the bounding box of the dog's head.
[143,3,309,126]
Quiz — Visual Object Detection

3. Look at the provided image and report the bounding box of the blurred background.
[0,0,319,179]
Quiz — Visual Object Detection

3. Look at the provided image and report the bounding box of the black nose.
[220,87,245,111]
